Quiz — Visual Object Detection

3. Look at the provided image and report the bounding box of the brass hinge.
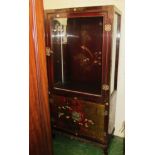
[104,132,107,137]
[46,47,53,56]
[105,102,109,106]
[102,84,109,91]
[105,24,111,32]
[104,111,108,116]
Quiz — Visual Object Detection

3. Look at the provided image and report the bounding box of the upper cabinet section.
[45,6,121,99]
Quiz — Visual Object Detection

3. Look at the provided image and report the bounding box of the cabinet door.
[51,95,105,143]
[73,99,105,143]
[52,95,78,134]
[46,15,104,96]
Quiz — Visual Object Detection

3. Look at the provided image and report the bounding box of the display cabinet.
[45,5,121,155]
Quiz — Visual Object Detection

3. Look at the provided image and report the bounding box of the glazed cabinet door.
[45,11,109,99]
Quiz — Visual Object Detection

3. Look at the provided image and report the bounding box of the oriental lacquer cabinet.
[45,5,121,155]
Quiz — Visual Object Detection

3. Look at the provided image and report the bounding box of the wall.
[43,0,125,137]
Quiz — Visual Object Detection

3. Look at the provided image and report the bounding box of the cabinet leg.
[52,133,55,139]
[103,147,108,155]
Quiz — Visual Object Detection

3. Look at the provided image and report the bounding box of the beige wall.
[43,0,125,137]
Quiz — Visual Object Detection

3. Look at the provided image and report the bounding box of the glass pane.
[110,14,118,94]
[51,17,103,95]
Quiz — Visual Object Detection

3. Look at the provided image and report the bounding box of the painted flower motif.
[57,97,95,129]
[84,123,89,128]
[72,111,83,122]
[58,112,64,118]
[66,116,70,119]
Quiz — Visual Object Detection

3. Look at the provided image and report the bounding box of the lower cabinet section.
[50,95,106,143]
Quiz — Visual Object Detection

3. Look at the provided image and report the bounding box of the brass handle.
[46,47,53,56]
[73,97,78,100]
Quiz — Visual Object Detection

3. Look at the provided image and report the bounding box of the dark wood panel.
[29,0,53,154]
[45,5,119,15]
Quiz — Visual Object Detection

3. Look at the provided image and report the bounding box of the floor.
[53,133,124,155]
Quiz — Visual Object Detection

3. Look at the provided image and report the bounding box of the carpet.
[53,133,124,155]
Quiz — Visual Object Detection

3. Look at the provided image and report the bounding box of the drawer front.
[51,95,105,143]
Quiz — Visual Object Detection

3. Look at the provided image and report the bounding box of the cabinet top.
[45,5,121,15]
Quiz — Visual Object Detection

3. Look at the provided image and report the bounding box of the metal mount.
[105,24,112,32]
[102,84,109,91]
[46,47,53,56]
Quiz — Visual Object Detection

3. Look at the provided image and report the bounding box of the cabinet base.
[53,128,115,155]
